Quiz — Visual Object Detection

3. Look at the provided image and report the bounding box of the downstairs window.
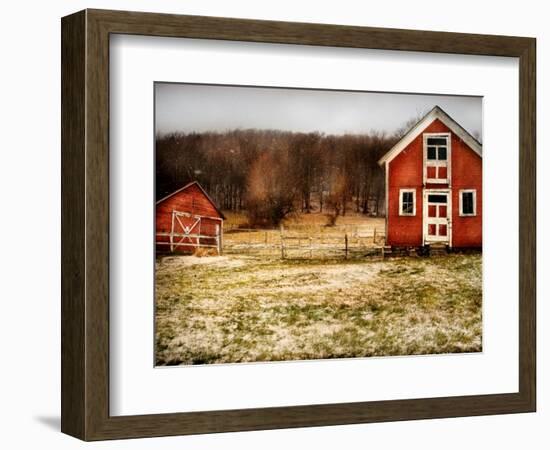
[459,190,477,216]
[399,189,416,216]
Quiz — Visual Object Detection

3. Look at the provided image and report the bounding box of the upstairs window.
[399,189,416,216]
[459,189,477,216]
[424,134,450,184]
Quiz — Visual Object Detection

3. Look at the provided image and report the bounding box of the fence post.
[280,224,285,259]
[265,231,268,245]
[373,227,377,244]
[309,237,313,259]
[345,233,348,260]
[170,211,175,252]
[216,224,222,255]
[219,221,224,255]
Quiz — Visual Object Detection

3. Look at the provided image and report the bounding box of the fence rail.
[224,225,385,259]
[156,231,221,253]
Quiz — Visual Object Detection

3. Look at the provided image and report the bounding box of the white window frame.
[423,132,451,185]
[399,188,416,216]
[459,189,477,216]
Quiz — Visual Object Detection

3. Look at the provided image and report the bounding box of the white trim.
[398,188,416,216]
[459,189,477,216]
[423,132,452,185]
[422,189,452,246]
[384,161,389,245]
[378,106,482,166]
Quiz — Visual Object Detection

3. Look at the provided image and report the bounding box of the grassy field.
[155,253,482,365]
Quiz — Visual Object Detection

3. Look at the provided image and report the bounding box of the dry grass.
[223,213,386,255]
[222,211,249,229]
[224,211,385,230]
[155,253,482,365]
[283,211,383,227]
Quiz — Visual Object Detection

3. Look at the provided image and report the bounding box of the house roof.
[377,105,482,166]
[156,181,226,220]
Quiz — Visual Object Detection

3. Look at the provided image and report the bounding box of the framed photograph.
[61,9,536,440]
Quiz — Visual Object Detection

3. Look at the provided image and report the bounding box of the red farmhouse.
[378,106,482,250]
[156,181,225,254]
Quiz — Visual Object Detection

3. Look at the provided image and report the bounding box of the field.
[155,252,482,365]
[222,213,386,258]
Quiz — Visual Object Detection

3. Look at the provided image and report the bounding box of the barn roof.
[377,105,482,166]
[156,181,226,219]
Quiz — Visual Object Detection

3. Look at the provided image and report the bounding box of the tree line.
[156,128,399,226]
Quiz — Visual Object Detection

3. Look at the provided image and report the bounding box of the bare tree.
[246,150,299,226]
[393,109,430,139]
[156,125,401,223]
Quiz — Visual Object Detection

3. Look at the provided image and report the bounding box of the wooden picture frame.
[61,9,536,441]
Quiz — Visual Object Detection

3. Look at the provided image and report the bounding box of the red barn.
[156,181,225,254]
[378,106,482,250]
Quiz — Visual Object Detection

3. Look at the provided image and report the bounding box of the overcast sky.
[155,83,482,138]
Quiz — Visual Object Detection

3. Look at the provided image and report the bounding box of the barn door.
[423,191,450,244]
[170,211,201,251]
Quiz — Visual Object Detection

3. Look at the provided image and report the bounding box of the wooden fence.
[224,225,385,259]
[156,224,222,254]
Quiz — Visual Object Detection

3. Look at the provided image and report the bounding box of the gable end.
[378,106,482,166]
[156,181,226,219]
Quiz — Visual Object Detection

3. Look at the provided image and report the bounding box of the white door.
[424,191,450,244]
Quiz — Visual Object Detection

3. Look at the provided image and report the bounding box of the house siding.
[387,119,482,248]
[451,142,483,247]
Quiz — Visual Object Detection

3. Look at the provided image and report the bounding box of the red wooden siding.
[386,121,435,246]
[156,183,223,253]
[451,143,482,247]
[387,119,482,248]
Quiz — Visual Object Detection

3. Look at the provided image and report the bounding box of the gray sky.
[155,83,482,138]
